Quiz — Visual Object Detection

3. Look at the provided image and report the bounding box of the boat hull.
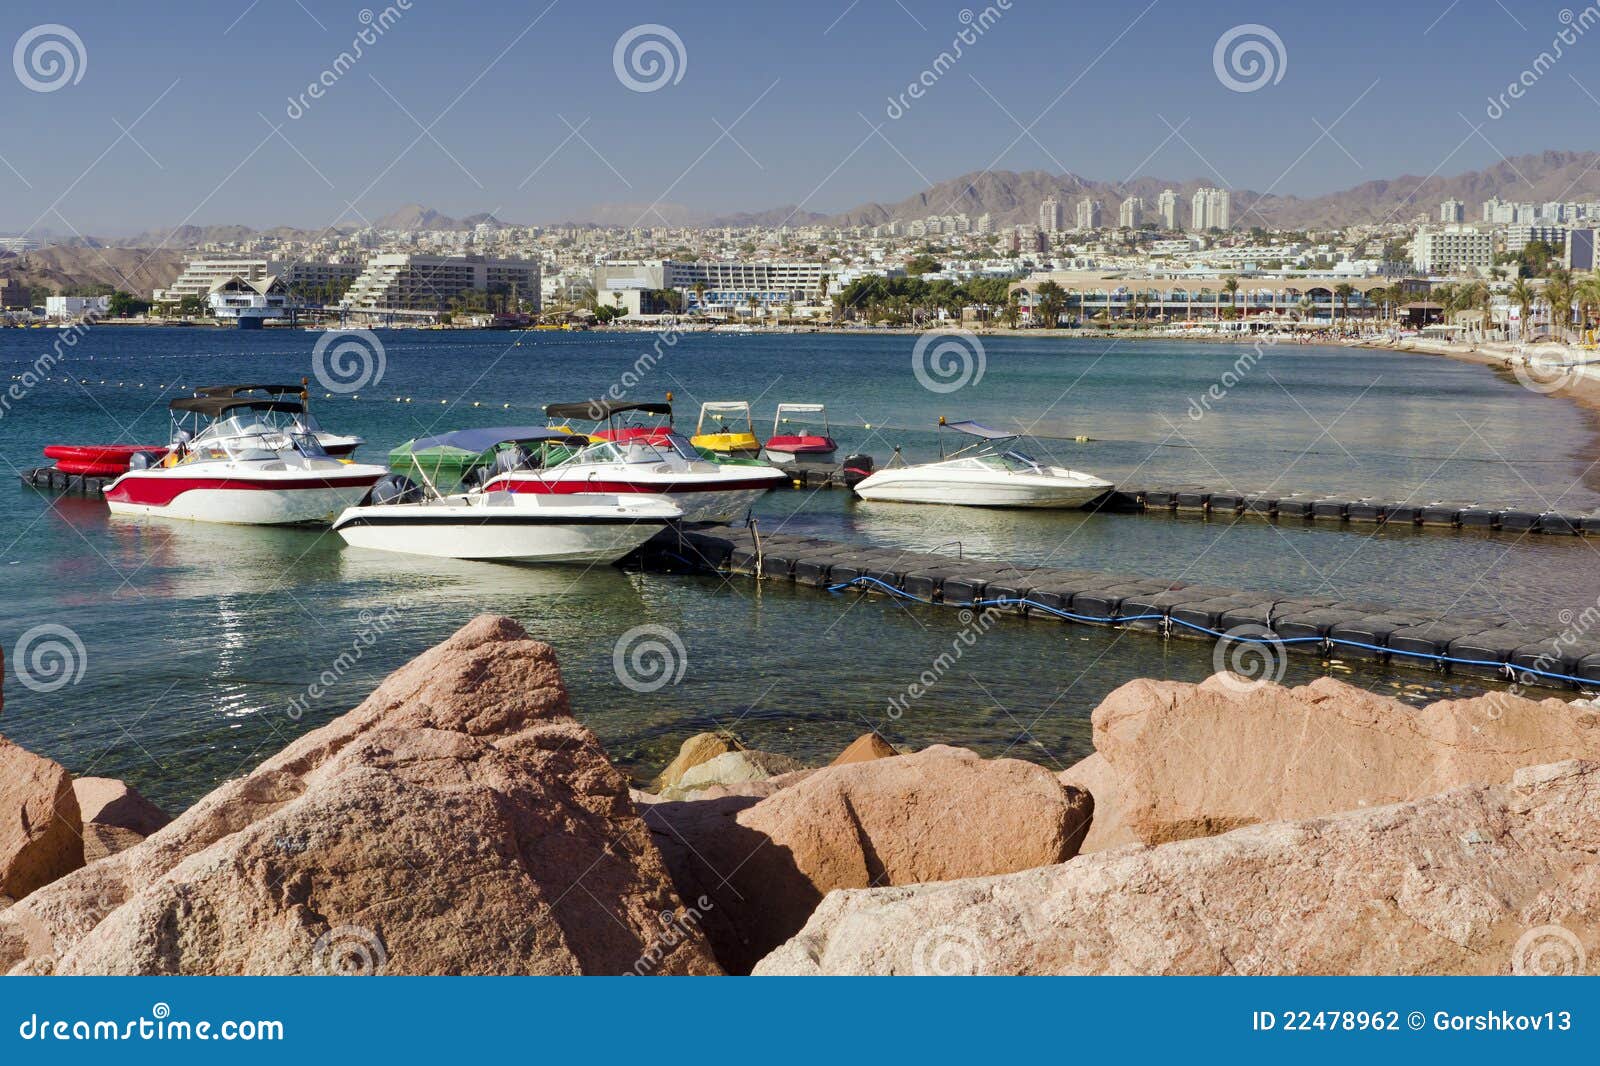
[105,471,384,525]
[854,471,1111,508]
[483,474,782,524]
[332,497,676,563]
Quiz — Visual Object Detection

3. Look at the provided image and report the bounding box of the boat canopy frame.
[771,402,831,436]
[543,400,672,422]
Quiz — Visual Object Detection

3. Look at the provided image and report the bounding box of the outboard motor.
[842,453,875,488]
[128,451,156,470]
[367,473,424,506]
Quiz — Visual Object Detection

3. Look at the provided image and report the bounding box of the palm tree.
[1544,271,1573,341]
[746,294,761,326]
[1576,272,1600,344]
[693,281,707,317]
[1001,291,1021,329]
[1222,276,1240,321]
[1509,277,1535,341]
[1333,283,1355,330]
[1035,280,1066,328]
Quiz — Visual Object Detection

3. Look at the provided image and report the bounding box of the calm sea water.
[1,327,1594,810]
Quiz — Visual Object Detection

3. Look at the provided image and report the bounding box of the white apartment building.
[156,257,363,303]
[595,259,828,313]
[1506,223,1567,253]
[1190,187,1231,231]
[1074,197,1102,230]
[1411,225,1494,275]
[1157,189,1180,229]
[46,295,110,320]
[341,254,540,312]
[1119,196,1144,229]
[1038,197,1062,233]
[1439,198,1465,223]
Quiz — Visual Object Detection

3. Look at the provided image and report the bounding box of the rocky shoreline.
[2,616,1595,976]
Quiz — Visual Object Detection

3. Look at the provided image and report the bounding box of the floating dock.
[1112,486,1600,535]
[19,467,114,495]
[634,523,1600,694]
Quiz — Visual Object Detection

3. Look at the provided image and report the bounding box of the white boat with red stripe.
[105,396,387,525]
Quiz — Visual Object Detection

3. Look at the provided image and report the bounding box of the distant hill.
[0,246,187,295]
[809,150,1600,230]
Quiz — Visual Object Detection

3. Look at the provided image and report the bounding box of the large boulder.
[663,750,807,799]
[1080,674,1600,848]
[648,731,741,792]
[72,779,171,862]
[830,733,898,765]
[755,760,1600,976]
[646,745,1092,973]
[1,616,720,976]
[0,737,83,901]
[1056,753,1133,852]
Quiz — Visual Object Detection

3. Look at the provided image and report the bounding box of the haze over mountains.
[12,151,1600,256]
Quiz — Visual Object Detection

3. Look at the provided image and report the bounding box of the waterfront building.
[595,259,826,314]
[0,278,30,309]
[207,275,295,326]
[1038,197,1062,233]
[1439,198,1465,223]
[46,295,110,320]
[1074,197,1102,230]
[1119,196,1144,229]
[157,257,362,303]
[341,253,540,313]
[1157,189,1180,229]
[1410,225,1493,275]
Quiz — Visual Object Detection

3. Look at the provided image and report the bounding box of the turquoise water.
[1,327,1594,810]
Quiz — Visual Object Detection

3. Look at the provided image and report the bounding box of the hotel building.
[341,254,540,313]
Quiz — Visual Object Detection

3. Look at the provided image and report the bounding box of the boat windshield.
[658,432,705,462]
[183,411,328,461]
[553,439,668,467]
[953,451,1043,474]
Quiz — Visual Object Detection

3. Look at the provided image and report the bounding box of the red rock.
[1,616,720,976]
[72,778,169,838]
[829,733,897,765]
[646,744,1091,973]
[0,736,83,901]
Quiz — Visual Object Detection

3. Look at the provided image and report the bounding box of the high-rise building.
[974,213,993,235]
[1038,197,1062,233]
[1410,225,1493,275]
[341,254,540,313]
[1119,196,1144,229]
[1157,189,1180,229]
[1075,197,1102,230]
[1439,198,1465,223]
[1190,187,1231,231]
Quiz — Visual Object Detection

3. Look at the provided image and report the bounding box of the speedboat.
[193,383,365,456]
[104,396,388,525]
[763,402,838,464]
[332,428,681,564]
[853,419,1112,508]
[691,401,761,456]
[480,425,787,524]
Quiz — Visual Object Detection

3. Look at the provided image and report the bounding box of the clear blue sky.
[2,0,1592,233]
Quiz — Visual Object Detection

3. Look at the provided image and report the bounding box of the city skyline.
[3,1,1598,234]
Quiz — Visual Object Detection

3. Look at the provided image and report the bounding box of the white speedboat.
[334,488,680,564]
[483,415,787,524]
[193,383,365,456]
[105,397,388,525]
[853,420,1112,508]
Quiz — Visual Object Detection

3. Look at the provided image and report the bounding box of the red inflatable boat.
[44,444,168,478]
